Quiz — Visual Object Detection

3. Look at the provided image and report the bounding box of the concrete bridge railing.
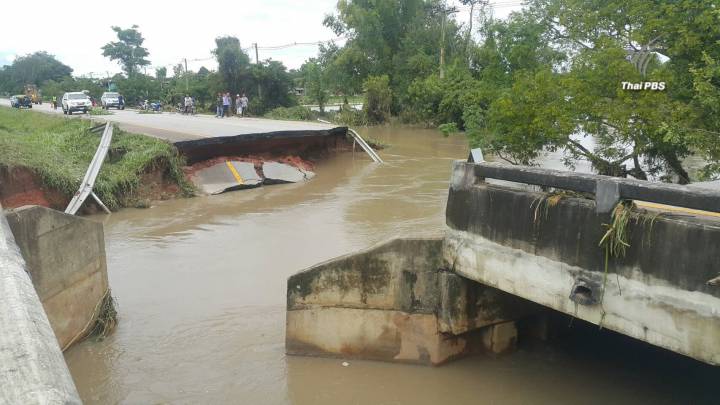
[0,202,81,404]
[468,161,720,214]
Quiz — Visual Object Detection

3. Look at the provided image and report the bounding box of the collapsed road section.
[188,160,315,195]
[174,127,350,165]
[176,126,350,195]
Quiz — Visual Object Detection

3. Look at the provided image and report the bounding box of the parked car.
[100,92,124,110]
[10,95,32,108]
[61,92,92,115]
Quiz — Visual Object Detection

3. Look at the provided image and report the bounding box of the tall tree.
[0,52,72,93]
[302,58,329,112]
[460,0,488,56]
[323,0,463,100]
[212,36,251,95]
[101,25,150,76]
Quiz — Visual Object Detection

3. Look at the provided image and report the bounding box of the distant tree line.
[0,25,297,114]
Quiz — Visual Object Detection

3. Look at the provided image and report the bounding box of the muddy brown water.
[65,127,718,404]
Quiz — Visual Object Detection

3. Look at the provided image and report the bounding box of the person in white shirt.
[183,95,192,114]
[239,94,249,117]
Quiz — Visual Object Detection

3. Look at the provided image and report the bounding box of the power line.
[254,36,348,51]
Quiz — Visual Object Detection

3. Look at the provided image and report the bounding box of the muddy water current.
[65,127,718,404]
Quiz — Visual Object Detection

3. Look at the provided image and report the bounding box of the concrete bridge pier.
[286,237,542,365]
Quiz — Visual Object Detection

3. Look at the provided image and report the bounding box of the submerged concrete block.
[5,205,109,350]
[192,161,262,194]
[481,321,518,355]
[263,162,314,184]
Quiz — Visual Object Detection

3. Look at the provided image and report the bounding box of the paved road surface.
[0,99,336,143]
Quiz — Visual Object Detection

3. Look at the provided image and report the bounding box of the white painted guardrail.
[317,119,383,163]
[0,203,82,404]
[65,123,114,215]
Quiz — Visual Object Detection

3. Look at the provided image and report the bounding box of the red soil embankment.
[0,165,184,212]
[0,167,69,210]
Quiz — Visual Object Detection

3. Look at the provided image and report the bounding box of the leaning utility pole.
[253,43,262,99]
[439,6,458,79]
[183,58,189,92]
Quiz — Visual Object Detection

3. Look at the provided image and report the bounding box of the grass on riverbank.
[0,107,192,210]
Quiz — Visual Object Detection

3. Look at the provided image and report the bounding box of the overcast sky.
[0,0,522,77]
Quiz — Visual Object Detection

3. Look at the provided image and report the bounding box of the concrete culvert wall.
[5,205,115,350]
[0,203,81,404]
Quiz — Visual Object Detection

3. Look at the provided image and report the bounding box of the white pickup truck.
[100,92,124,110]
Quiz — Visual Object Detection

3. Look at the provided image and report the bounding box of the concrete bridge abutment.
[285,237,542,365]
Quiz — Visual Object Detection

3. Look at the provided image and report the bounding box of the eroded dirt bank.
[0,164,185,213]
[1,152,329,213]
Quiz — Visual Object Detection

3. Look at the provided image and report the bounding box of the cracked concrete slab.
[192,161,262,194]
[262,162,315,184]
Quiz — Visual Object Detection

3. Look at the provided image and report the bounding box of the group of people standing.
[216,92,249,118]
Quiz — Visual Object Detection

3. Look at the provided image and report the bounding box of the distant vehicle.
[100,92,124,110]
[10,95,32,108]
[61,92,92,115]
[24,84,42,104]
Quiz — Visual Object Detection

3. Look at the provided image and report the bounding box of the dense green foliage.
[363,75,392,124]
[0,107,190,209]
[0,52,73,94]
[316,0,720,181]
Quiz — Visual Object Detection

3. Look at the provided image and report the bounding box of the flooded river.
[64,127,718,404]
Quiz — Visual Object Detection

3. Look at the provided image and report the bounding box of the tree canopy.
[0,52,73,94]
[101,25,151,76]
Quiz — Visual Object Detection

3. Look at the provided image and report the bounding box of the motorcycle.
[177,102,196,115]
[140,100,162,112]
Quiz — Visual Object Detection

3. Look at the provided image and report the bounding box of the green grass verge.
[0,107,193,210]
[89,107,113,116]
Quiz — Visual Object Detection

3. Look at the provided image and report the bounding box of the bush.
[363,75,392,124]
[264,106,315,121]
[405,65,481,128]
[329,108,367,126]
[438,122,459,137]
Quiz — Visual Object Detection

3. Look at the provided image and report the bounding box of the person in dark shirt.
[216,93,223,118]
